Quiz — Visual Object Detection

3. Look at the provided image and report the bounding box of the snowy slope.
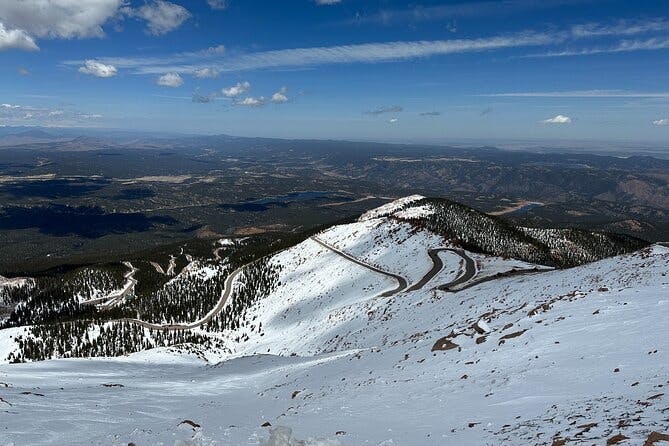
[0,198,667,446]
[316,217,451,285]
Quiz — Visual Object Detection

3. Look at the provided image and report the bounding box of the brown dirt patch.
[644,432,669,446]
[431,337,459,351]
[607,433,629,445]
[498,329,528,345]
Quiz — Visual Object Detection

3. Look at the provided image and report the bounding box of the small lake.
[221,191,349,212]
[512,202,543,214]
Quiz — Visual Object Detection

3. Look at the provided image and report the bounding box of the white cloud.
[0,0,122,40]
[192,92,216,103]
[157,72,183,87]
[207,0,228,10]
[387,118,399,123]
[346,1,595,26]
[193,67,220,78]
[364,105,403,115]
[653,118,669,126]
[83,32,555,75]
[571,19,669,38]
[17,66,31,75]
[237,96,264,107]
[78,60,118,77]
[0,22,39,51]
[222,81,251,97]
[271,87,289,103]
[220,33,553,72]
[129,0,190,36]
[523,36,669,58]
[541,114,572,124]
[64,45,226,72]
[0,103,104,126]
[481,90,669,98]
[200,44,225,55]
[58,18,669,75]
[315,0,342,4]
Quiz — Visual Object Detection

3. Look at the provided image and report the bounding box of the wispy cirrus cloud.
[0,103,104,126]
[63,44,225,72]
[523,36,669,58]
[364,105,403,116]
[570,18,669,38]
[207,0,228,10]
[192,91,217,103]
[193,67,220,78]
[60,18,669,76]
[84,31,554,75]
[481,90,669,98]
[345,0,602,26]
[134,32,555,74]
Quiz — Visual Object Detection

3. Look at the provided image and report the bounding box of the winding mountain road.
[405,248,476,292]
[311,237,483,296]
[310,237,408,297]
[117,263,244,331]
[82,262,138,307]
[440,267,545,292]
[311,237,543,295]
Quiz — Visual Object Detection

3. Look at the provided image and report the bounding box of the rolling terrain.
[1,128,668,273]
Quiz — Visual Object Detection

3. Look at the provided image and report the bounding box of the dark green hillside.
[400,198,649,268]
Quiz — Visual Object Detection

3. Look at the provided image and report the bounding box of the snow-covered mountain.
[0,196,667,445]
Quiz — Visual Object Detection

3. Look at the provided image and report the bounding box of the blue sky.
[1,0,669,143]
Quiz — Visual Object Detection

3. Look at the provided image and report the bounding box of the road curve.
[117,263,245,331]
[405,248,476,292]
[311,236,408,297]
[442,267,545,292]
[82,262,138,307]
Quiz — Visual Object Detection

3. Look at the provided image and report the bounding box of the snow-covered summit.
[358,194,425,220]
